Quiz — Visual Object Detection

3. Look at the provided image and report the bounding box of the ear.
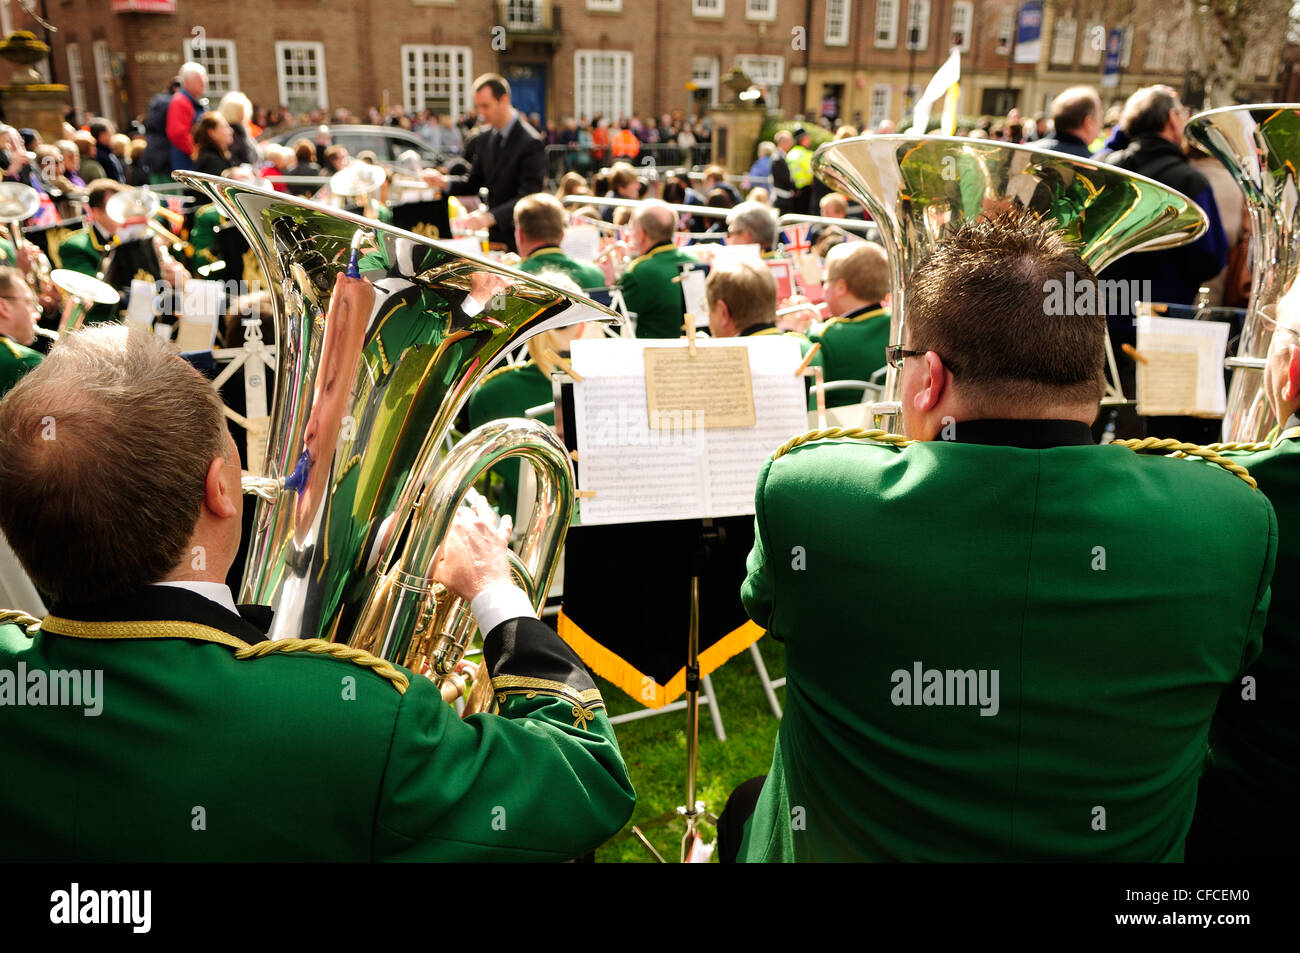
[203,455,238,521]
[911,350,950,413]
[1286,345,1300,403]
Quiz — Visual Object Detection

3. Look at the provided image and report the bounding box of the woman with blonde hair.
[219,91,261,167]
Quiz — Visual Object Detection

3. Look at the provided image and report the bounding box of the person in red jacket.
[167,62,208,173]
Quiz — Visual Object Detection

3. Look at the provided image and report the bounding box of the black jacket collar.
[738,322,777,337]
[842,303,885,320]
[50,585,273,645]
[943,418,1095,449]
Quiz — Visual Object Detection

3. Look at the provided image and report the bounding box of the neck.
[495,109,515,132]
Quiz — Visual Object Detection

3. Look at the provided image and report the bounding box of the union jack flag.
[781,223,811,255]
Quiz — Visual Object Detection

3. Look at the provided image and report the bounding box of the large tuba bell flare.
[1185,104,1300,443]
[813,135,1208,431]
[174,171,620,701]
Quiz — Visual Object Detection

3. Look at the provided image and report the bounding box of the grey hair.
[726,200,778,250]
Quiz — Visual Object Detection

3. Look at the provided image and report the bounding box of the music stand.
[552,336,810,861]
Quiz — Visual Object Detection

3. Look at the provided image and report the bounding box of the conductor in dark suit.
[424,74,545,252]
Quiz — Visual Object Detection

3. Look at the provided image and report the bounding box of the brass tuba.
[1185,104,1300,442]
[812,135,1208,432]
[174,172,620,705]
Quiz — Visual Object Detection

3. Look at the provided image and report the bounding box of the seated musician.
[0,326,635,861]
[1187,282,1300,861]
[513,193,605,290]
[0,266,41,397]
[58,179,188,324]
[705,260,821,408]
[809,241,891,407]
[724,201,781,258]
[719,207,1275,861]
[616,199,697,339]
[468,272,587,521]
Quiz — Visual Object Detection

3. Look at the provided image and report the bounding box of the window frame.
[275,41,330,114]
[876,0,900,48]
[574,49,634,122]
[66,42,86,118]
[825,0,850,46]
[181,38,240,99]
[950,1,973,53]
[400,44,474,117]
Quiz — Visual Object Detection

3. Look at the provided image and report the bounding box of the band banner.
[1014,2,1044,64]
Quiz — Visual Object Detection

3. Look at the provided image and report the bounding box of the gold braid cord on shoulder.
[0,609,41,634]
[234,637,411,694]
[1111,438,1258,489]
[1197,441,1272,453]
[774,427,913,459]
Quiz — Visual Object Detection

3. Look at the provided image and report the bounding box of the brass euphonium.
[174,171,620,710]
[813,136,1208,432]
[1185,104,1300,442]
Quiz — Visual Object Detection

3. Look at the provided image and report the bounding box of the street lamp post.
[1000,4,1021,116]
[905,24,920,115]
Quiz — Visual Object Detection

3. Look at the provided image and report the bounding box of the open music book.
[569,337,809,525]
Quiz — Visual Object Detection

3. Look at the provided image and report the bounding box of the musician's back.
[739,434,1274,861]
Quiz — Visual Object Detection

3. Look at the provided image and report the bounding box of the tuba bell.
[174,171,620,707]
[1185,104,1300,443]
[812,135,1208,432]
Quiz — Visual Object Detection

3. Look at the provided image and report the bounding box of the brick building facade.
[1,0,1291,132]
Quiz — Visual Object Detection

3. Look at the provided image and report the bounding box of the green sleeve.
[373,619,635,860]
[741,456,778,636]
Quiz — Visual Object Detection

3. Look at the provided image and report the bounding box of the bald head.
[774,131,793,152]
[631,199,676,254]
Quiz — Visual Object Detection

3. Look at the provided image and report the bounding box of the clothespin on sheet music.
[683,312,697,356]
[794,342,821,376]
[792,343,827,429]
[545,348,583,382]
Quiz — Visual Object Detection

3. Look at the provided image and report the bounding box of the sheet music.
[679,268,710,328]
[1135,316,1229,417]
[560,225,601,262]
[571,338,808,524]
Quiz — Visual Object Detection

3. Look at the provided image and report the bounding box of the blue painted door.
[507,65,546,128]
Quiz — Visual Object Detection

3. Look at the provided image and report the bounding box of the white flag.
[908,48,961,135]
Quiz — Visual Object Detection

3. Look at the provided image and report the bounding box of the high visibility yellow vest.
[787,145,814,189]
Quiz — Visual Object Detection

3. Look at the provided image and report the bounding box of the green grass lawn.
[593,636,786,863]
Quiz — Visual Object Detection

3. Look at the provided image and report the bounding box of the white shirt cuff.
[470,581,537,637]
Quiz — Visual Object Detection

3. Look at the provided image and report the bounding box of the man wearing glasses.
[1188,285,1300,862]
[722,207,1275,861]
[0,266,41,398]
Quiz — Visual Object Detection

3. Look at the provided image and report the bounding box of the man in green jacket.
[0,266,41,397]
[513,192,605,290]
[723,207,1275,862]
[809,240,891,408]
[1187,282,1300,862]
[0,324,635,861]
[617,200,697,339]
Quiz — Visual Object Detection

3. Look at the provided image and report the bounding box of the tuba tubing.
[354,418,574,691]
[172,171,618,706]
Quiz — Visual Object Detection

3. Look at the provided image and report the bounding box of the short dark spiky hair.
[906,206,1106,410]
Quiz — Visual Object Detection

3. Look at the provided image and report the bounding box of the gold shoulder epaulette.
[1,336,24,359]
[479,361,531,387]
[773,427,912,460]
[233,638,411,694]
[1110,438,1257,489]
